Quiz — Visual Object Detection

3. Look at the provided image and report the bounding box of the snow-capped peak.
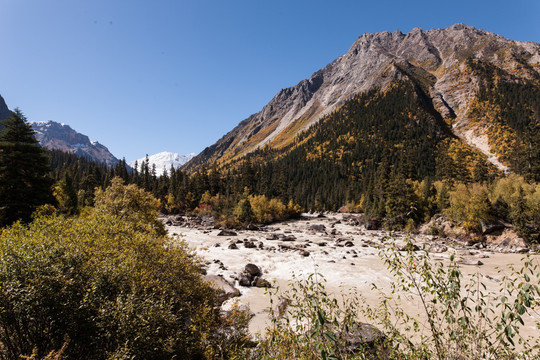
[129,151,196,175]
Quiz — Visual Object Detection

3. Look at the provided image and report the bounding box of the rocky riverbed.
[164,213,539,340]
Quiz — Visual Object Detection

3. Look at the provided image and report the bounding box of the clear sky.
[1,0,539,162]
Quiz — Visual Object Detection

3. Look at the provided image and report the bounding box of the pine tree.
[0,108,53,226]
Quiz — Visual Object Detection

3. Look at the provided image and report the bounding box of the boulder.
[460,258,484,266]
[428,243,448,253]
[254,277,272,288]
[308,224,326,232]
[266,234,280,240]
[201,216,214,227]
[485,229,528,253]
[299,250,310,257]
[323,323,386,355]
[243,240,256,248]
[344,241,354,247]
[228,242,238,250]
[246,223,260,231]
[218,229,237,236]
[245,263,262,276]
[238,272,252,287]
[282,235,297,241]
[203,275,240,303]
[276,297,291,318]
[481,219,506,235]
[394,240,419,251]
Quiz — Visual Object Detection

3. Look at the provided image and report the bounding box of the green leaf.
[324,331,337,343]
[317,308,326,326]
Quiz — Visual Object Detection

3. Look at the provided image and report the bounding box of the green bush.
[446,182,490,231]
[0,179,249,359]
[93,177,166,235]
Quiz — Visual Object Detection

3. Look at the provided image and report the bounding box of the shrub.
[446,182,490,231]
[365,241,540,359]
[93,177,165,235]
[0,180,249,359]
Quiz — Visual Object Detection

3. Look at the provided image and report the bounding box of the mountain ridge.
[31,120,120,167]
[184,24,540,172]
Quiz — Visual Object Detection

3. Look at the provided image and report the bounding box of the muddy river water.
[166,213,539,343]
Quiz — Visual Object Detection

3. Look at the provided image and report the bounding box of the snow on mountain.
[129,152,196,175]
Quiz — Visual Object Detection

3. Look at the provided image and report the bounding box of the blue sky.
[1,0,539,162]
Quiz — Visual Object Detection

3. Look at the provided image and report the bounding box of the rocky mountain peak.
[185,24,540,172]
[31,120,120,167]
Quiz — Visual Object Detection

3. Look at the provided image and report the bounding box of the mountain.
[129,151,196,175]
[31,121,120,167]
[0,95,11,122]
[184,24,540,173]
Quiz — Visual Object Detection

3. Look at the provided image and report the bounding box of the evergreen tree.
[0,109,53,226]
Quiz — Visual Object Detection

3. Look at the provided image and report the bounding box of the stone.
[485,229,528,253]
[243,240,256,248]
[394,240,419,251]
[481,219,506,235]
[299,250,310,257]
[246,223,260,231]
[238,273,252,287]
[276,297,291,318]
[255,277,272,288]
[338,323,386,354]
[460,258,484,266]
[228,242,238,250]
[203,275,240,303]
[344,241,354,247]
[428,243,448,253]
[282,235,296,241]
[245,263,262,276]
[218,229,237,236]
[308,224,326,232]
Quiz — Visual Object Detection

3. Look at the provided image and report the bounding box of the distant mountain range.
[1,97,196,173]
[184,24,540,174]
[129,152,196,175]
[1,97,122,166]
[30,121,120,167]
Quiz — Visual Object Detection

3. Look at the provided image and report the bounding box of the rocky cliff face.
[0,95,12,123]
[31,121,120,167]
[185,24,540,171]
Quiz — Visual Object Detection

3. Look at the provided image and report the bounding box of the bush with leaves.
[446,182,491,232]
[0,179,249,359]
[364,242,540,359]
[93,176,166,235]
